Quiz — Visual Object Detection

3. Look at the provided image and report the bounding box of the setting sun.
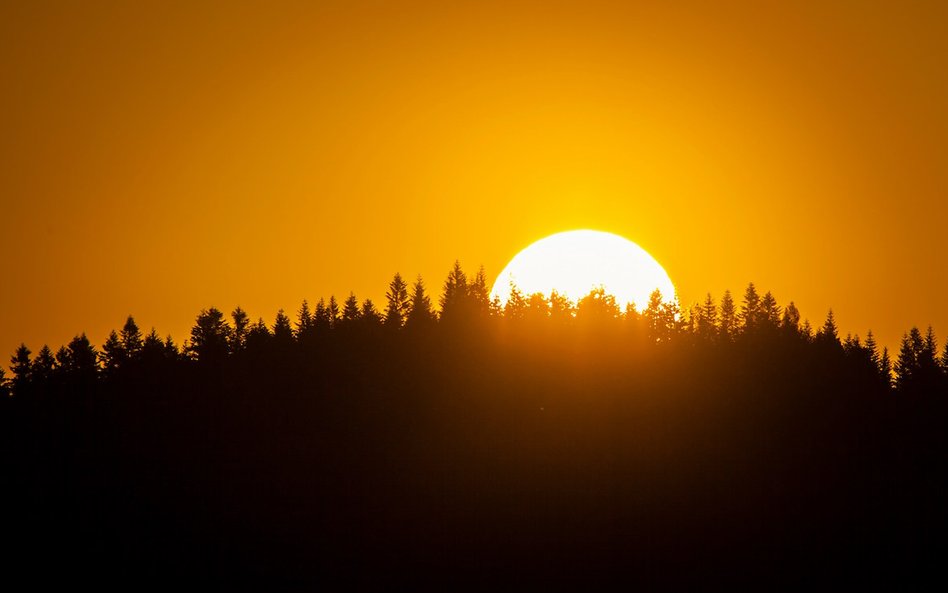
[490,230,676,310]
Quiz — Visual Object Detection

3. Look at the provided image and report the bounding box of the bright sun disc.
[490,230,676,310]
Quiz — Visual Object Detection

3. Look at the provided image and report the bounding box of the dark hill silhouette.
[2,265,947,589]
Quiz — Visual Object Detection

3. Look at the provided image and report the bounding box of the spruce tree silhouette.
[384,272,410,328]
[406,275,436,328]
[781,301,801,334]
[121,315,143,359]
[360,299,383,327]
[313,298,331,333]
[503,282,527,321]
[439,260,470,324]
[719,289,737,340]
[469,265,492,317]
[818,309,841,347]
[188,307,231,362]
[231,306,250,352]
[10,343,31,393]
[698,293,717,341]
[760,290,781,329]
[141,328,167,363]
[341,293,360,325]
[100,330,126,375]
[739,282,761,333]
[272,309,294,346]
[327,296,340,329]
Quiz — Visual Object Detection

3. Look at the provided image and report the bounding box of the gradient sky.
[2,0,946,357]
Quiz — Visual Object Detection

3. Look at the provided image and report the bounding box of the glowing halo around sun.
[490,230,676,311]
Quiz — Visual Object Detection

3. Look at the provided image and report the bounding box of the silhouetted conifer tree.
[504,284,527,321]
[800,319,814,342]
[781,301,801,334]
[314,299,331,332]
[469,265,492,317]
[921,326,939,369]
[644,289,665,342]
[360,299,383,327]
[662,297,681,340]
[683,303,699,336]
[719,290,737,340]
[880,347,893,387]
[406,276,436,328]
[55,346,69,370]
[865,331,880,369]
[246,318,271,351]
[32,346,56,384]
[10,344,32,394]
[100,330,127,375]
[327,296,340,329]
[272,309,294,345]
[141,329,166,362]
[342,293,361,324]
[295,301,313,340]
[384,273,410,328]
[188,308,231,362]
[164,335,180,360]
[121,316,143,359]
[644,290,679,343]
[440,260,469,323]
[698,293,717,340]
[59,334,98,380]
[843,333,858,353]
[760,291,781,329]
[231,307,250,351]
[916,326,942,390]
[739,283,761,333]
[0,368,8,398]
[895,328,924,391]
[817,310,840,347]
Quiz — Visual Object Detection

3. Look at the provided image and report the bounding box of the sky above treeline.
[2,0,947,356]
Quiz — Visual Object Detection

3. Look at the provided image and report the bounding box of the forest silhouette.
[2,262,947,588]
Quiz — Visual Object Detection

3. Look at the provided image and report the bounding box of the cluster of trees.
[2,262,947,587]
[4,262,947,397]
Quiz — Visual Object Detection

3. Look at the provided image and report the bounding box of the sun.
[490,230,676,310]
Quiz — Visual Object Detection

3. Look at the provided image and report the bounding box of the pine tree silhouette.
[121,316,143,359]
[698,293,717,340]
[272,309,294,345]
[10,344,32,395]
[439,260,469,323]
[231,307,250,352]
[739,282,761,333]
[188,308,231,362]
[384,273,410,328]
[342,293,361,325]
[719,290,737,340]
[100,330,127,375]
[406,275,436,328]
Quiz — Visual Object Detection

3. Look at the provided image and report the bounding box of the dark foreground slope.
[2,324,947,589]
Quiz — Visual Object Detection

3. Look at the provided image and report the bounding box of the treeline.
[4,262,947,397]
[2,262,947,587]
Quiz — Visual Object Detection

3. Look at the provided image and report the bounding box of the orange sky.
[2,0,946,357]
